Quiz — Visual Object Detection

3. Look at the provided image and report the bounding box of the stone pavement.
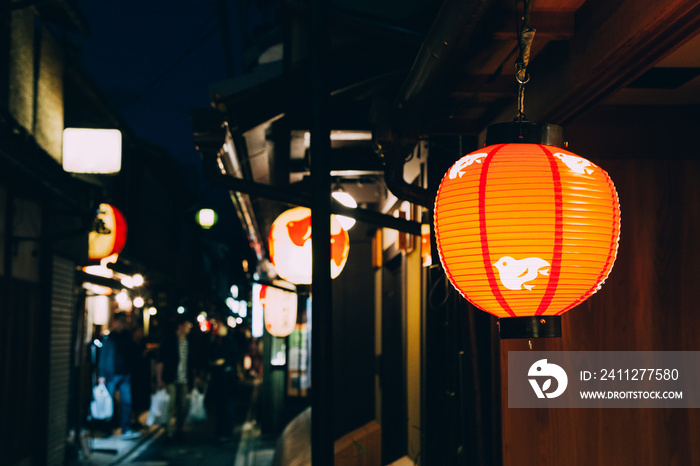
[69,412,163,466]
[71,380,275,466]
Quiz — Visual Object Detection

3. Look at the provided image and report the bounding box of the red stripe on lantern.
[478,144,515,317]
[111,205,128,256]
[536,145,563,316]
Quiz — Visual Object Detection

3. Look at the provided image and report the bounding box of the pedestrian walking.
[207,321,240,442]
[156,316,193,440]
[98,312,141,439]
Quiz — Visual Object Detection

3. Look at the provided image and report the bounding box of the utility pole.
[310,0,333,463]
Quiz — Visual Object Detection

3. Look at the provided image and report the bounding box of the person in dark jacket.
[98,312,140,439]
[156,316,192,439]
[207,321,239,441]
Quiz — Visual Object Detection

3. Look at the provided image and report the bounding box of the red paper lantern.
[89,203,128,261]
[434,142,620,336]
[268,207,349,285]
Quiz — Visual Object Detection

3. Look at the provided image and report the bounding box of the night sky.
[67,0,285,286]
[74,0,272,248]
[75,0,254,194]
[79,1,235,152]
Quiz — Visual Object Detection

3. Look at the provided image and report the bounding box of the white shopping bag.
[146,389,171,426]
[186,388,207,423]
[90,382,113,420]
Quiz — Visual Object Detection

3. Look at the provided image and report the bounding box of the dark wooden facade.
[499,114,700,465]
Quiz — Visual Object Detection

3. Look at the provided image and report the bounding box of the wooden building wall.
[500,109,700,466]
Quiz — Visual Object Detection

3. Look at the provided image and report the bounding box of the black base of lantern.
[485,121,565,148]
[498,316,562,339]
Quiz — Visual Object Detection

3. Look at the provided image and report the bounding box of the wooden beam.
[450,74,519,96]
[422,116,484,135]
[521,0,700,125]
[493,10,575,41]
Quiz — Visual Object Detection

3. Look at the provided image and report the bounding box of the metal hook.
[516,73,530,85]
[517,79,527,124]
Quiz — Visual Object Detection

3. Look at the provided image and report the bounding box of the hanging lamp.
[268,206,350,285]
[260,284,298,337]
[434,123,620,338]
[89,203,128,262]
[432,0,621,339]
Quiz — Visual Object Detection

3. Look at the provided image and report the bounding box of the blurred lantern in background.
[434,136,620,339]
[268,206,350,285]
[421,223,432,267]
[86,295,110,326]
[260,285,298,337]
[89,203,127,261]
[199,320,211,332]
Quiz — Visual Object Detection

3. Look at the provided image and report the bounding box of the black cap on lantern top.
[485,121,566,148]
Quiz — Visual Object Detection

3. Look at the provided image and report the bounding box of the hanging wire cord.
[515,0,536,124]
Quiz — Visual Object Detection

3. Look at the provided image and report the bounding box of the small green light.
[196,208,218,229]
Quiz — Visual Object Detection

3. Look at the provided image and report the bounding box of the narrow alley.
[71,380,277,466]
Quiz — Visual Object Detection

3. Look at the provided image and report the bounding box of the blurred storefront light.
[332,190,357,230]
[82,282,112,295]
[132,274,144,287]
[226,297,238,313]
[120,275,134,288]
[116,290,131,310]
[251,283,264,337]
[83,254,119,280]
[87,295,110,326]
[62,128,122,174]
